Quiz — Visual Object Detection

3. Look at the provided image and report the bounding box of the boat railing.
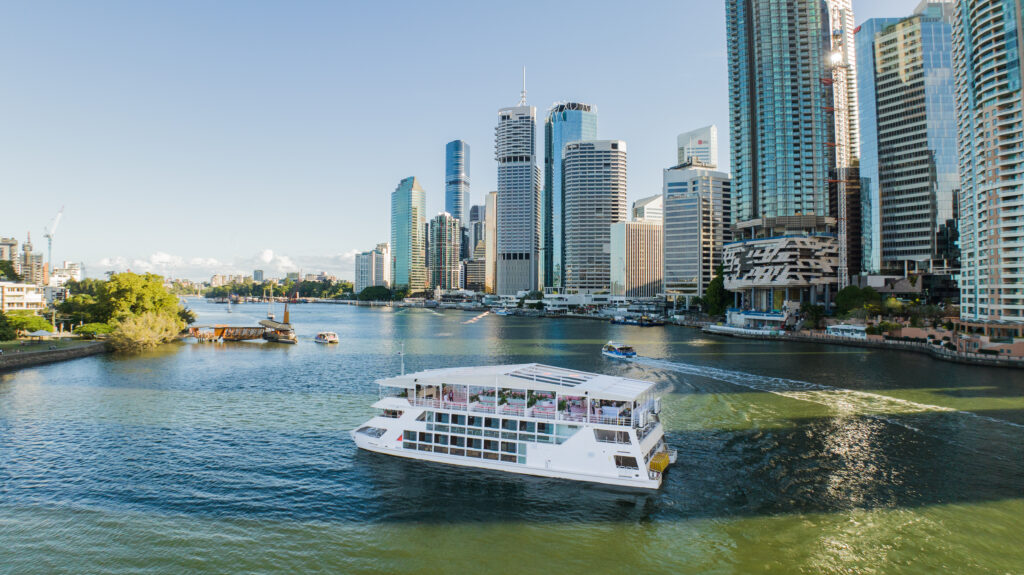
[588,415,632,426]
[469,402,497,414]
[411,397,441,409]
[636,421,660,443]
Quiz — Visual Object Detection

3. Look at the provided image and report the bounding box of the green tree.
[0,312,17,341]
[800,303,826,330]
[74,322,115,339]
[835,285,864,315]
[65,278,105,296]
[95,272,182,323]
[109,312,183,352]
[0,260,20,282]
[57,294,99,324]
[7,313,55,334]
[358,286,392,301]
[704,265,731,316]
[391,286,410,301]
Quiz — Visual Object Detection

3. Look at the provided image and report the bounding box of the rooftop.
[376,363,656,401]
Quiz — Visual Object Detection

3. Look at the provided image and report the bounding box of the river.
[1,299,1022,573]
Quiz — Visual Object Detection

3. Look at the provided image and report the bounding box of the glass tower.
[390,176,427,291]
[445,140,471,223]
[495,103,540,295]
[543,102,597,288]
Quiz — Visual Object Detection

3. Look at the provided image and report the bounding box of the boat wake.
[463,311,490,324]
[631,356,1024,433]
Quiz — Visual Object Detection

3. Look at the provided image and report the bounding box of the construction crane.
[43,206,64,268]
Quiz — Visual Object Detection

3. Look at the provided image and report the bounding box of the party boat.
[351,364,675,489]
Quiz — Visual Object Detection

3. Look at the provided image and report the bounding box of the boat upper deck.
[376,363,656,402]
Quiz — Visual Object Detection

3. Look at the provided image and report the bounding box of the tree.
[358,286,392,301]
[74,323,115,339]
[0,260,20,282]
[800,303,826,330]
[835,285,864,316]
[95,272,182,323]
[0,312,16,341]
[7,313,55,334]
[58,294,99,324]
[704,265,731,316]
[108,312,183,352]
[65,278,105,296]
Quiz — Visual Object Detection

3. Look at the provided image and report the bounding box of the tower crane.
[43,206,64,268]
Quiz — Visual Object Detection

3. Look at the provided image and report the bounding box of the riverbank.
[702,327,1024,368]
[0,341,108,373]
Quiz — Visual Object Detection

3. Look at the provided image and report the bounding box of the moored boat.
[601,341,636,359]
[351,363,676,489]
[259,303,297,344]
[315,331,339,344]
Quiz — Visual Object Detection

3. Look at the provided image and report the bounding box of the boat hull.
[602,350,636,360]
[351,430,661,490]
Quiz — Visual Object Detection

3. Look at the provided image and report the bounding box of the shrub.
[108,312,184,352]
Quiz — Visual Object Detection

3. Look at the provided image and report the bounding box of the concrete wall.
[0,342,108,373]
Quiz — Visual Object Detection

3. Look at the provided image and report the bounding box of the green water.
[1,301,1022,574]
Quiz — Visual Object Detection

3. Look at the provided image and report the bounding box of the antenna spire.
[518,66,528,106]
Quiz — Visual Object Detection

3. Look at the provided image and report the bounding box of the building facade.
[610,221,663,298]
[676,125,718,167]
[390,176,428,291]
[724,0,859,315]
[253,269,264,282]
[0,281,45,314]
[632,194,663,223]
[19,233,45,286]
[953,0,1024,323]
[562,140,628,292]
[543,102,598,288]
[428,213,462,291]
[445,140,471,223]
[484,191,497,294]
[355,243,390,294]
[464,241,487,293]
[865,2,959,272]
[663,160,732,306]
[495,102,540,295]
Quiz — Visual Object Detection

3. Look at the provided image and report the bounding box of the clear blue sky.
[0,0,920,281]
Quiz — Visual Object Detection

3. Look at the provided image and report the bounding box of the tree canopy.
[96,273,181,323]
[835,285,882,315]
[0,260,20,282]
[0,312,17,341]
[357,286,392,301]
[703,265,731,316]
[7,313,55,334]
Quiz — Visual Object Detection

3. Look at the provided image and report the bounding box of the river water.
[1,300,1022,573]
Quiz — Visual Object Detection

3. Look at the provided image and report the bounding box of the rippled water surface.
[2,300,1023,573]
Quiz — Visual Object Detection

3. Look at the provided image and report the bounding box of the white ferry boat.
[315,331,339,344]
[351,364,676,489]
[602,341,637,359]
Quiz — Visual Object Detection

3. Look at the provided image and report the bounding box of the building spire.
[518,66,527,106]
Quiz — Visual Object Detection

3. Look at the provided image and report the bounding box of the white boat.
[493,308,513,316]
[315,331,339,344]
[601,341,636,359]
[351,363,675,489]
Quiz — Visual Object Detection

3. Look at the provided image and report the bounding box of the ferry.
[315,331,339,344]
[351,364,676,489]
[601,341,636,359]
[259,303,297,344]
[493,308,514,316]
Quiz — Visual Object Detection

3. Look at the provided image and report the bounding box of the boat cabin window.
[435,412,450,423]
[614,455,639,470]
[381,409,403,418]
[468,416,483,427]
[501,419,517,431]
[416,411,430,422]
[595,429,632,444]
[485,417,500,429]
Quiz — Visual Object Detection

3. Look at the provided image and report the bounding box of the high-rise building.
[543,102,598,288]
[0,237,17,266]
[610,221,663,298]
[676,125,718,167]
[632,194,663,223]
[355,243,390,294]
[374,242,391,289]
[467,204,486,260]
[495,98,540,295]
[859,1,958,273]
[19,233,44,286]
[663,160,732,306]
[562,140,628,292]
[445,140,471,223]
[464,241,487,293]
[953,0,1024,323]
[428,212,462,291]
[723,0,859,317]
[390,176,428,291]
[484,191,497,294]
[253,269,264,282]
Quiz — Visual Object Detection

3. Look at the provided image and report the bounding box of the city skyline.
[0,0,919,281]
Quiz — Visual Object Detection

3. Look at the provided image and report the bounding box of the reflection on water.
[1,299,1022,573]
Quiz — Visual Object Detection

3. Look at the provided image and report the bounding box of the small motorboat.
[315,331,339,344]
[602,341,637,359]
[493,308,513,316]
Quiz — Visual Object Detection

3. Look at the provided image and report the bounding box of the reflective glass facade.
[390,177,427,291]
[445,140,471,223]
[543,103,597,288]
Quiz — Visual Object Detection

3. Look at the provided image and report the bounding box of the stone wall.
[0,342,109,373]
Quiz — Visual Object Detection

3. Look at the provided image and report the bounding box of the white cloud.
[90,247,361,281]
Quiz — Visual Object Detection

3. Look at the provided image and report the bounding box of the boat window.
[595,429,632,444]
[468,416,483,427]
[537,422,553,435]
[403,442,416,450]
[381,409,403,419]
[615,455,639,470]
[418,432,431,443]
[485,417,500,429]
[519,421,536,432]
[468,438,482,449]
[416,412,430,422]
[404,430,416,441]
[434,434,449,445]
[356,426,386,438]
[452,414,466,425]
[435,413,450,424]
[483,439,499,451]
[501,419,517,431]
[451,436,465,447]
[501,442,517,454]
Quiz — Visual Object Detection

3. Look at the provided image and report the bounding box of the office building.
[562,140,628,292]
[543,102,598,288]
[428,212,462,291]
[610,221,663,298]
[355,243,390,294]
[484,191,497,294]
[953,0,1024,323]
[676,125,718,167]
[445,140,471,223]
[860,1,958,272]
[495,98,540,295]
[391,176,428,291]
[253,269,264,282]
[663,160,732,306]
[467,204,486,261]
[632,194,663,223]
[464,241,487,293]
[723,0,859,321]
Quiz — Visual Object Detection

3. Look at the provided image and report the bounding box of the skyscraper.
[676,125,718,167]
[445,140,471,223]
[495,96,540,295]
[390,177,427,292]
[484,191,497,294]
[953,0,1024,323]
[860,1,958,273]
[562,140,628,292]
[428,212,461,291]
[723,0,858,317]
[543,102,598,288]
[663,160,732,307]
[610,220,663,298]
[355,243,390,294]
[632,194,663,223]
[253,269,264,282]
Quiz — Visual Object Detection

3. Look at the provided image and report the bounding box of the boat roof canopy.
[376,363,656,402]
